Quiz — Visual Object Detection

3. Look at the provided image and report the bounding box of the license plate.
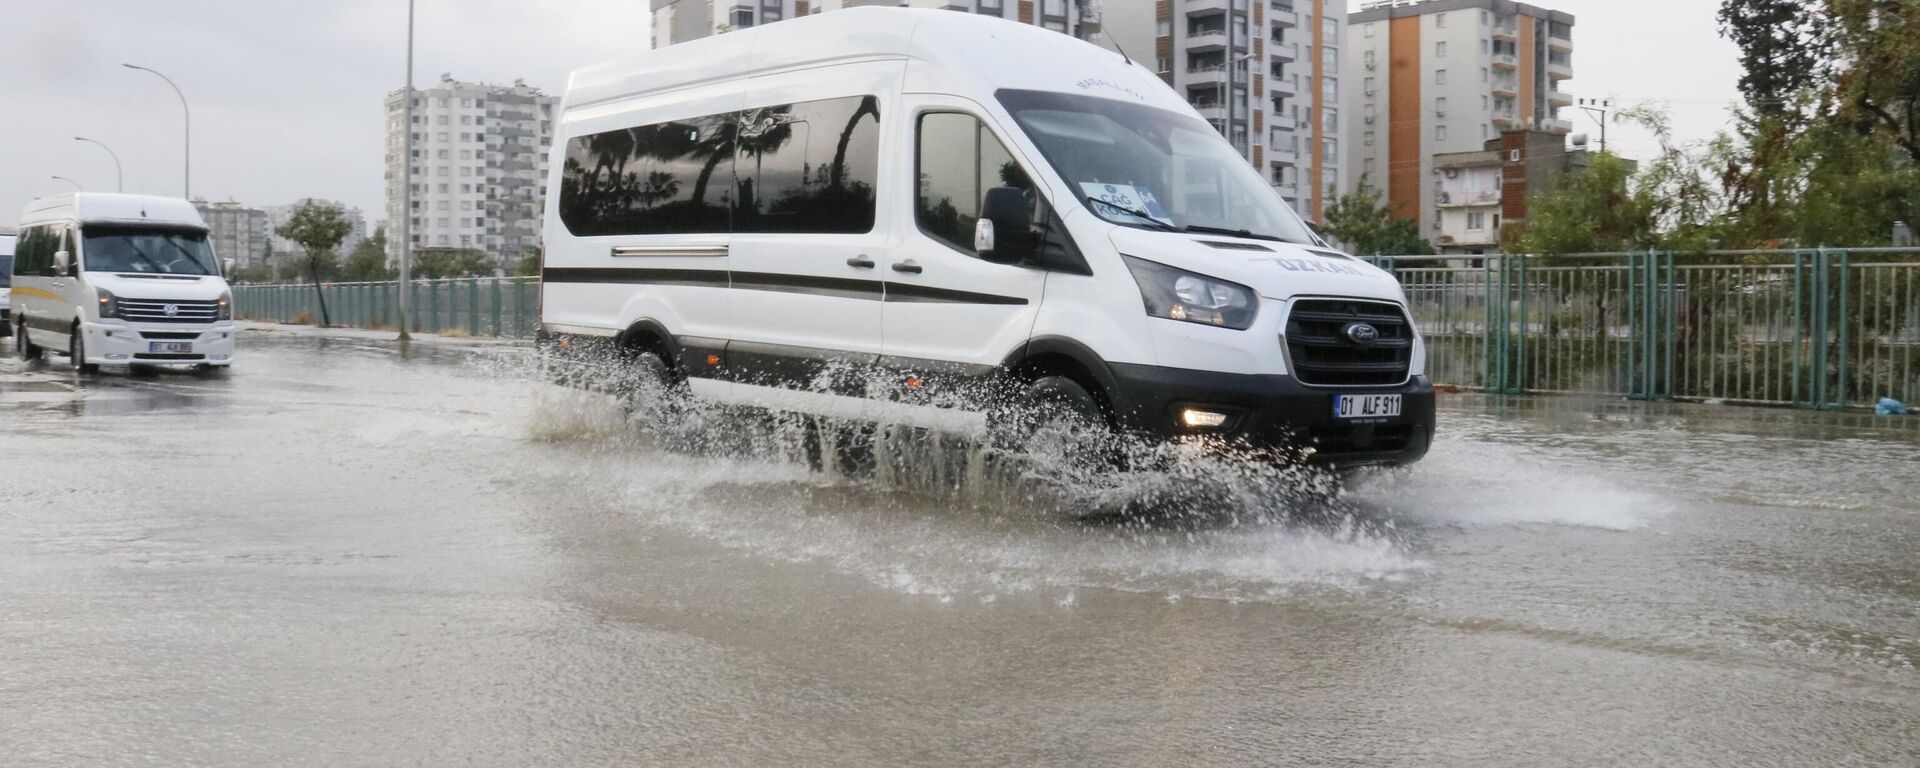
[149,341,193,354]
[1335,394,1402,420]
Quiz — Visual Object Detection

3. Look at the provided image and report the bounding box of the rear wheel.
[69,323,99,375]
[15,315,41,362]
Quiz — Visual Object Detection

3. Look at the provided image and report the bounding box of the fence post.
[490,277,503,337]
[1828,249,1851,410]
[514,277,527,338]
[468,278,481,336]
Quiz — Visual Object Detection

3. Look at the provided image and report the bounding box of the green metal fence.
[233,277,540,338]
[236,248,1920,411]
[1379,249,1920,410]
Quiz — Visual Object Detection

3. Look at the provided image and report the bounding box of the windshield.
[0,256,12,288]
[997,89,1316,245]
[81,225,221,276]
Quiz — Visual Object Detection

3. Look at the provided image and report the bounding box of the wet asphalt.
[1,329,1916,767]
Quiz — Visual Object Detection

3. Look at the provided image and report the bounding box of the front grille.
[1284,298,1414,387]
[140,331,202,340]
[116,299,220,324]
[133,353,208,361]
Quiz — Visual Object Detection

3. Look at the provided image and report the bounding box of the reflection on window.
[559,96,880,237]
[915,113,1024,252]
[734,96,881,234]
[81,226,220,276]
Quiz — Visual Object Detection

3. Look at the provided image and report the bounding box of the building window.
[1323,18,1336,39]
[1323,138,1338,163]
[1364,157,1376,176]
[1364,76,1376,94]
[1156,20,1170,36]
[1435,12,1446,28]
[1436,124,1448,141]
[729,8,753,28]
[1322,108,1338,133]
[1435,69,1447,85]
[1364,130,1375,146]
[1323,46,1338,73]
[1482,67,1489,82]
[1322,77,1337,100]
[1467,212,1485,230]
[1435,96,1447,114]
[1364,24,1374,38]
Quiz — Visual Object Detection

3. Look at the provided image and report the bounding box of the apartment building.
[1347,0,1574,240]
[264,200,369,262]
[651,0,1101,48]
[190,199,271,267]
[383,75,557,268]
[1105,1,1346,220]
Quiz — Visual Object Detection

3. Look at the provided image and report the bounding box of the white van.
[0,232,14,338]
[538,8,1432,468]
[12,194,237,373]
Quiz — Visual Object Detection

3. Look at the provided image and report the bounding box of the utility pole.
[123,64,190,197]
[1576,97,1612,153]
[74,137,124,193]
[398,0,416,341]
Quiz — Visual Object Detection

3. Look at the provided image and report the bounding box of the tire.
[993,374,1122,472]
[612,347,683,416]
[69,323,99,375]
[15,315,40,362]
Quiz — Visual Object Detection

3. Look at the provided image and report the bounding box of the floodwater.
[1,330,1916,767]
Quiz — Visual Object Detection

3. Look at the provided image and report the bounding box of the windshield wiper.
[1179,224,1292,243]
[1093,202,1179,232]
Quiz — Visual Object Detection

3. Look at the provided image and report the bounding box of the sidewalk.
[238,321,531,350]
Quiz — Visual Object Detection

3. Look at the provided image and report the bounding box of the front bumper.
[1106,363,1435,468]
[82,322,238,366]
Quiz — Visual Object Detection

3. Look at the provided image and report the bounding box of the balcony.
[1186,65,1229,86]
[1548,89,1573,107]
[1548,32,1573,52]
[1548,57,1573,80]
[1185,26,1228,52]
[1491,52,1517,70]
[1542,117,1574,134]
[1270,41,1299,61]
[1492,22,1517,42]
[1491,113,1520,130]
[1269,137,1299,167]
[1185,0,1230,17]
[1194,103,1228,123]
[1491,81,1518,99]
[1269,1,1297,29]
[1269,71,1298,96]
[1437,189,1500,208]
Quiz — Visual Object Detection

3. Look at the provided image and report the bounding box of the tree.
[339,226,394,282]
[1321,177,1435,255]
[1717,0,1832,122]
[515,247,542,277]
[1505,152,1656,255]
[274,200,353,326]
[1829,0,1920,165]
[411,248,495,279]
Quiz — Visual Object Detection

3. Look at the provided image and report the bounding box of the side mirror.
[977,187,1033,265]
[223,258,237,275]
[53,250,71,274]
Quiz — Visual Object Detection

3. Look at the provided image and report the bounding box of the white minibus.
[539,8,1431,468]
[12,194,237,373]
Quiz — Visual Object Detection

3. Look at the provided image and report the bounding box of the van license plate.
[149,342,193,354]
[1335,394,1402,419]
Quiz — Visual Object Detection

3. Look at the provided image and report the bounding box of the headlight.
[96,288,119,319]
[1122,256,1258,331]
[217,291,233,320]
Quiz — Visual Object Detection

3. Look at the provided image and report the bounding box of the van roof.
[565,7,1187,117]
[19,193,208,230]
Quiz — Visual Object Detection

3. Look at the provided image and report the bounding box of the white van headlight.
[1123,256,1258,331]
[96,288,121,319]
[217,291,233,321]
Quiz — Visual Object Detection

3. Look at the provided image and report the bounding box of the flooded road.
[2,331,1916,766]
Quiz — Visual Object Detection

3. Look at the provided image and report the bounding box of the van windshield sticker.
[1080,183,1172,225]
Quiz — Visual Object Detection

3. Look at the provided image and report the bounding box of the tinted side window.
[15,227,47,276]
[733,95,880,234]
[558,113,736,236]
[915,113,1027,252]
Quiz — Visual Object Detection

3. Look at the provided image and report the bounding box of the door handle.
[846,256,876,269]
[891,261,923,275]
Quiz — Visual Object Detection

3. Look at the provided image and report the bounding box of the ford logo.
[163,304,180,318]
[1343,322,1380,346]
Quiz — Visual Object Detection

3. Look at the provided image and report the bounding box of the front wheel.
[991,374,1123,480]
[15,316,41,362]
[68,324,98,375]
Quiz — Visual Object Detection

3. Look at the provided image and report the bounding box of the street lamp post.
[74,136,124,193]
[397,0,416,341]
[51,176,83,192]
[122,63,190,198]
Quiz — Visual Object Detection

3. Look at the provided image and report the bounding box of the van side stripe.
[10,287,66,302]
[541,267,1027,306]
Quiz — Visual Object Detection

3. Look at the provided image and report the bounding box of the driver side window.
[914,112,1031,254]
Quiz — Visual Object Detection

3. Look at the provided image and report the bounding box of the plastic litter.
[1877,397,1909,416]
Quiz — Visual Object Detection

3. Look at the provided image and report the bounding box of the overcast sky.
[0,0,1739,229]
